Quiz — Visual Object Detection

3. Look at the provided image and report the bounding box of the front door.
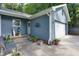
[27,21,31,35]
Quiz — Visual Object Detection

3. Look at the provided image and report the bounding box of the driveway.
[13,35,79,56]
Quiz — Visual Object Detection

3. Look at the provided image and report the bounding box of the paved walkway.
[13,35,79,56]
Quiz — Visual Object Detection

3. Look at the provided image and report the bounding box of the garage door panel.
[55,22,65,38]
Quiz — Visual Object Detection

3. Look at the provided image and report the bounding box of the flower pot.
[52,39,60,45]
[37,40,43,45]
[32,39,37,42]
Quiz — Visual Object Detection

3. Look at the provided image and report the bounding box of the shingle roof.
[0,8,32,19]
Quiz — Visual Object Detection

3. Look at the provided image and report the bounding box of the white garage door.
[55,22,66,39]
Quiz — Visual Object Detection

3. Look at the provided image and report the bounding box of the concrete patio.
[13,35,79,56]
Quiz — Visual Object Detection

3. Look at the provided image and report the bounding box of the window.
[13,19,21,27]
[12,19,21,36]
[35,23,40,28]
[28,21,31,27]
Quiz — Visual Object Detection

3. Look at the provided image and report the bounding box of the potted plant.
[12,51,21,56]
[52,39,60,45]
[37,40,43,45]
[4,35,12,43]
[6,49,21,56]
[31,35,38,42]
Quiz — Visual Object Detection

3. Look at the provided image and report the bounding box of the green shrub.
[11,49,21,56]
[31,35,38,42]
[12,52,20,56]
[4,35,12,43]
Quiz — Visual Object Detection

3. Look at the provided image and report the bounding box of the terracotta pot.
[53,40,60,45]
[32,39,37,42]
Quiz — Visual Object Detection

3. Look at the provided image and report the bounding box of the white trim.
[63,4,70,34]
[46,13,50,16]
[0,9,31,19]
[12,19,21,37]
[65,4,70,21]
[52,4,67,10]
[48,12,52,44]
[13,19,21,27]
[0,15,1,36]
[48,11,55,44]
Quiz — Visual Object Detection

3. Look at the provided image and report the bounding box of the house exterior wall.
[55,22,66,38]
[48,11,55,43]
[21,19,27,35]
[48,6,68,42]
[0,15,1,36]
[1,15,12,36]
[1,15,27,36]
[53,7,67,39]
[55,7,67,23]
[31,15,49,41]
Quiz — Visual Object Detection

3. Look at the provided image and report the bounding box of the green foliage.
[4,35,12,43]
[1,3,62,14]
[23,3,62,14]
[54,39,60,42]
[11,49,20,56]
[67,3,79,27]
[31,35,38,42]
[1,3,23,12]
[12,52,20,56]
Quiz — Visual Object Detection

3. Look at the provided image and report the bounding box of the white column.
[48,8,56,44]
[48,12,52,44]
[13,28,15,37]
[48,12,55,44]
[0,15,1,36]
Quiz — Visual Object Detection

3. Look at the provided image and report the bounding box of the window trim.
[13,19,21,27]
[12,19,21,36]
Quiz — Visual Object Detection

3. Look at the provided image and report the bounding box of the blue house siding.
[1,15,12,36]
[21,19,27,35]
[1,15,27,36]
[31,15,49,41]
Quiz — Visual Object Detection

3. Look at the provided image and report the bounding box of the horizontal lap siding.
[21,19,27,35]
[31,15,49,41]
[1,15,27,36]
[1,15,12,36]
[0,15,1,36]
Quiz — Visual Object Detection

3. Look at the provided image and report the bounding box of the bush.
[4,35,12,43]
[31,35,38,42]
[12,52,20,56]
[11,49,21,56]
